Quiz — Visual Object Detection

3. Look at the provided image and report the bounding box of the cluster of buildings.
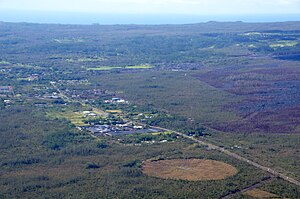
[58,79,89,85]
[104,97,128,104]
[82,121,158,136]
[43,92,61,99]
[1,99,12,108]
[82,111,98,117]
[0,86,14,108]
[66,88,108,100]
[27,74,39,81]
[20,74,39,81]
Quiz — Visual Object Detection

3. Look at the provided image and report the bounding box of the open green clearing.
[91,71,241,124]
[46,110,89,127]
[66,57,107,63]
[270,41,298,48]
[87,65,153,70]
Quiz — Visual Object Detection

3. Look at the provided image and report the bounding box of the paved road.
[50,81,108,117]
[50,81,72,102]
[149,125,300,187]
[50,81,300,187]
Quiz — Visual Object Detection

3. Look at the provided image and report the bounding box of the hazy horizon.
[0,11,299,25]
[0,0,299,25]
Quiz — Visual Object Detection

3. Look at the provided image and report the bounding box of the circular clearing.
[142,159,238,181]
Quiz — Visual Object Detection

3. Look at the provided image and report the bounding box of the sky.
[1,0,300,15]
[0,0,299,24]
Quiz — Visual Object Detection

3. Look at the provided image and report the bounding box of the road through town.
[50,81,300,188]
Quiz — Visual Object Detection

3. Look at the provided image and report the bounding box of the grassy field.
[54,38,85,43]
[0,61,10,65]
[270,41,298,48]
[46,110,88,126]
[106,109,122,114]
[87,65,153,71]
[66,57,106,63]
[91,108,108,117]
[243,188,279,198]
[0,61,43,70]
[90,71,241,124]
[142,159,238,181]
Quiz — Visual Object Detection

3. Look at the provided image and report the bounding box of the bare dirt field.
[142,159,238,181]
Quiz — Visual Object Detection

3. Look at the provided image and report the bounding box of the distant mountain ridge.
[1,21,300,34]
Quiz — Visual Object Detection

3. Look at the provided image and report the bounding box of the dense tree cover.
[0,21,300,198]
[1,106,298,198]
[262,178,300,198]
[0,22,300,69]
[43,130,91,150]
[0,98,4,109]
[0,106,277,198]
[118,132,178,144]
